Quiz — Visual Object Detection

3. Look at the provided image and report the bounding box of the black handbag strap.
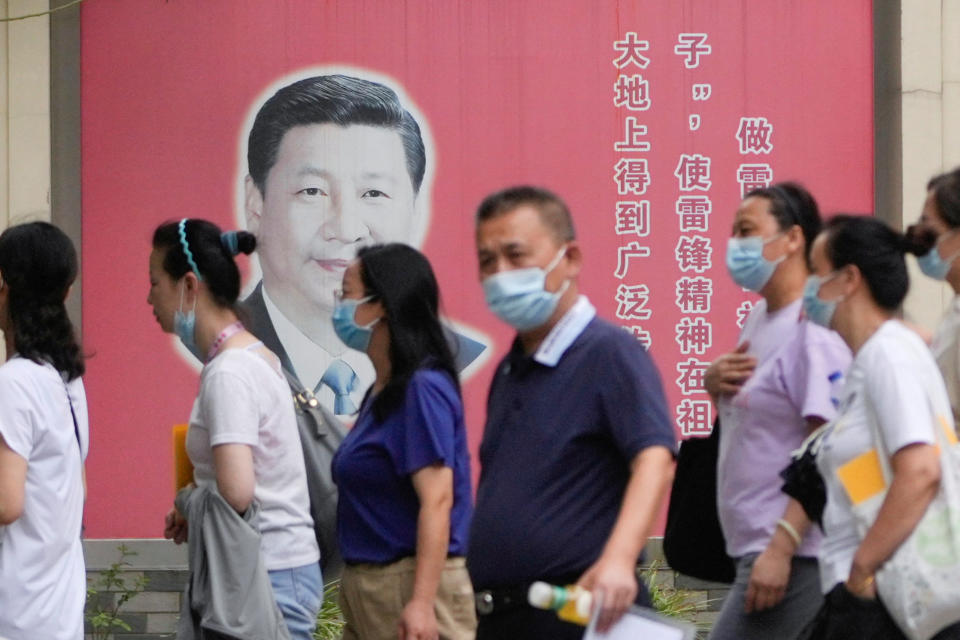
[62,378,86,538]
[63,381,81,453]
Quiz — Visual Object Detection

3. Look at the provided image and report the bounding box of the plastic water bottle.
[527,581,592,626]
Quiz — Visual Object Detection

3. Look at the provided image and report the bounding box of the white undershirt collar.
[261,286,373,406]
[533,295,596,367]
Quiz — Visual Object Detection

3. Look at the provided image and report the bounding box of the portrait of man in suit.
[239,73,483,414]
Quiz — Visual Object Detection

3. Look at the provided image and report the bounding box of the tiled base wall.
[84,570,187,639]
[640,538,730,638]
[84,540,188,640]
[82,538,729,639]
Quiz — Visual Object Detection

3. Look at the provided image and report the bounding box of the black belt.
[475,584,529,616]
[475,572,582,616]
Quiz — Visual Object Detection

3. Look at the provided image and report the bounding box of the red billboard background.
[81,1,873,538]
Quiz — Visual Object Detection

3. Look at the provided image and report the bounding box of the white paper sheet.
[584,612,691,640]
[584,594,696,640]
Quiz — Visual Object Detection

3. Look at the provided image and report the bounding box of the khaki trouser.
[340,556,477,640]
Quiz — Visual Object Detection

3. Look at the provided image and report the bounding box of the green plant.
[85,543,149,640]
[313,580,346,640]
[641,561,715,634]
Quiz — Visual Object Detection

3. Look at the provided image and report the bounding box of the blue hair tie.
[178,218,202,280]
[220,231,240,256]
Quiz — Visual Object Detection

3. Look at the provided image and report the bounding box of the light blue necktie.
[319,359,358,415]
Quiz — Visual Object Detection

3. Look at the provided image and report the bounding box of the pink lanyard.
[206,321,245,362]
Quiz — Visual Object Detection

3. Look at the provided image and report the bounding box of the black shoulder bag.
[663,418,735,584]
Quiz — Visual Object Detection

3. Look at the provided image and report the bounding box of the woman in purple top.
[331,243,475,640]
[705,183,851,639]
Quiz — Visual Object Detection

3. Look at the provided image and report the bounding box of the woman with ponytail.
[0,222,88,640]
[797,215,960,639]
[148,218,321,638]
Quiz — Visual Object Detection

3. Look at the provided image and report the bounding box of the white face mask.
[482,248,569,331]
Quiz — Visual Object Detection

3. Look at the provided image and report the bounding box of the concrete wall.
[0,0,55,362]
[878,0,960,329]
[0,0,81,357]
[50,0,82,329]
[0,0,51,228]
[84,539,187,639]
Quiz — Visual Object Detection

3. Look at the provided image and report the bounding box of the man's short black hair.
[247,74,426,196]
[475,185,576,243]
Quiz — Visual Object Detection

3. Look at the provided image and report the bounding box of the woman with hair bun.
[798,215,960,638]
[148,218,321,639]
[908,166,960,424]
[0,221,88,640]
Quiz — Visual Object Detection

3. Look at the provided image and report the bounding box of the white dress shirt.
[262,287,374,414]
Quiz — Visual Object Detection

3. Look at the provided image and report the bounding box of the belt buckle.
[475,590,494,615]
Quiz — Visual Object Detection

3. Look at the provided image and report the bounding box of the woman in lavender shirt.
[705,183,851,640]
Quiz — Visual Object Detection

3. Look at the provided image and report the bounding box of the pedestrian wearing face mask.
[467,186,676,639]
[148,219,321,639]
[329,243,476,640]
[907,167,960,426]
[795,215,960,639]
[705,184,851,640]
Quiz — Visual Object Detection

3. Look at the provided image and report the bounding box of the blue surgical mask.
[332,296,380,352]
[802,273,841,328]
[725,234,785,292]
[483,248,569,331]
[174,282,203,361]
[917,233,960,281]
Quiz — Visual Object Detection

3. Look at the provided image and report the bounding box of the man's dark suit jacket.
[238,282,297,375]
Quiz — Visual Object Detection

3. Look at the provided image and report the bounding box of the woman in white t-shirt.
[907,166,960,425]
[0,222,89,640]
[801,215,960,639]
[148,218,320,639]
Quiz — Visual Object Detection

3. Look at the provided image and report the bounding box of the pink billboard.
[80,0,873,537]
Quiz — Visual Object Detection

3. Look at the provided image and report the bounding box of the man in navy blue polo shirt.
[467,186,677,639]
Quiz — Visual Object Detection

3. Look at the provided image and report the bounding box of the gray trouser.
[707,553,823,640]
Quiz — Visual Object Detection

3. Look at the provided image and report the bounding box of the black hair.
[905,167,960,255]
[152,219,256,308]
[744,182,822,260]
[475,185,576,243]
[247,74,426,197]
[822,215,911,311]
[928,167,960,228]
[0,222,84,380]
[904,224,938,256]
[356,243,459,422]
